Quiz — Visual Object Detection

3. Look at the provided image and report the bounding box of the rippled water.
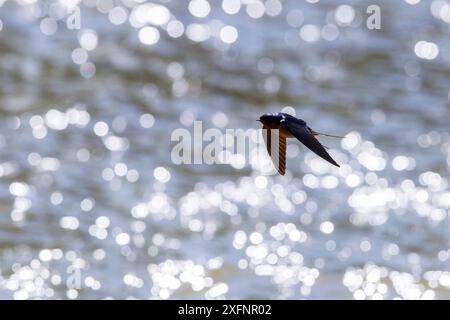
[0,0,450,300]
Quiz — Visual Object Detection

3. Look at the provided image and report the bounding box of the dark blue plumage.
[258,112,340,175]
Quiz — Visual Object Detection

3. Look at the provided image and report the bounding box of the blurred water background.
[0,0,450,300]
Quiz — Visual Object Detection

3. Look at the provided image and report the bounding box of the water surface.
[0,0,449,299]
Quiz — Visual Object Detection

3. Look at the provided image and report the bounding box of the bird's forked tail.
[310,130,344,139]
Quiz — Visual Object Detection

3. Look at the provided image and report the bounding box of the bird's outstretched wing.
[282,121,340,167]
[262,127,287,175]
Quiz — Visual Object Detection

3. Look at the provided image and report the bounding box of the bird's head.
[258,113,283,125]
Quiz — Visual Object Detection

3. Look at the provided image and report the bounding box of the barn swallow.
[258,112,342,175]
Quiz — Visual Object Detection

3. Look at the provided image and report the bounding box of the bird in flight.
[258,112,342,175]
